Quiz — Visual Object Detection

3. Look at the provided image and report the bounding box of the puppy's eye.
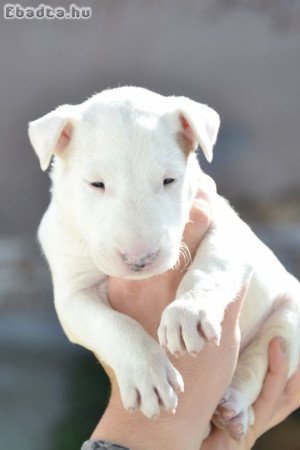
[90,181,105,190]
[163,178,175,186]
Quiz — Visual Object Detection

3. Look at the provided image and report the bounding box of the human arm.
[90,175,246,450]
[88,175,300,450]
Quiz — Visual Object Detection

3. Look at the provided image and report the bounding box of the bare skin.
[89,174,300,450]
[202,338,300,450]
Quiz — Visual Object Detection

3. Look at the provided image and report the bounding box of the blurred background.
[0,1,299,449]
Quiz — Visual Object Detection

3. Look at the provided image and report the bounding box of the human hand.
[201,337,300,450]
[91,174,247,448]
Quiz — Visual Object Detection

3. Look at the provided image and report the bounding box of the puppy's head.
[29,87,220,279]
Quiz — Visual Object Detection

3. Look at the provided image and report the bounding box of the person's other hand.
[202,337,300,450]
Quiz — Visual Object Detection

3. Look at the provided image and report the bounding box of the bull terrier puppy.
[28,87,300,439]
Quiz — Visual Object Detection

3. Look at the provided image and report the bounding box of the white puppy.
[28,87,300,439]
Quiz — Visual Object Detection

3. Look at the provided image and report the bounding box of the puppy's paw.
[158,299,222,357]
[116,344,184,419]
[213,387,254,440]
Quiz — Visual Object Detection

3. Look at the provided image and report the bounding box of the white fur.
[29,87,300,432]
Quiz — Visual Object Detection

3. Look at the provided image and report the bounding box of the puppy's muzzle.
[122,251,160,272]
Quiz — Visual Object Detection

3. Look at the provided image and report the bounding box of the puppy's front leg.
[49,258,184,419]
[158,216,250,357]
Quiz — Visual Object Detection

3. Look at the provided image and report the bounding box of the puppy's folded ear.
[167,96,220,162]
[28,105,81,171]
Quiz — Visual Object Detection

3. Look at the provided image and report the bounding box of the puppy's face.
[58,107,198,279]
[29,87,220,279]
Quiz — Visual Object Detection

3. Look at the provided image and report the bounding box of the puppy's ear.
[28,105,81,171]
[168,97,220,162]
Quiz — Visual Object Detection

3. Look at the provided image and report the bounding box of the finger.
[195,173,217,200]
[221,283,249,333]
[190,181,213,223]
[284,366,300,406]
[186,195,211,229]
[182,207,211,260]
[268,367,300,428]
[188,175,214,224]
[190,196,211,227]
[181,176,215,262]
[252,338,289,436]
